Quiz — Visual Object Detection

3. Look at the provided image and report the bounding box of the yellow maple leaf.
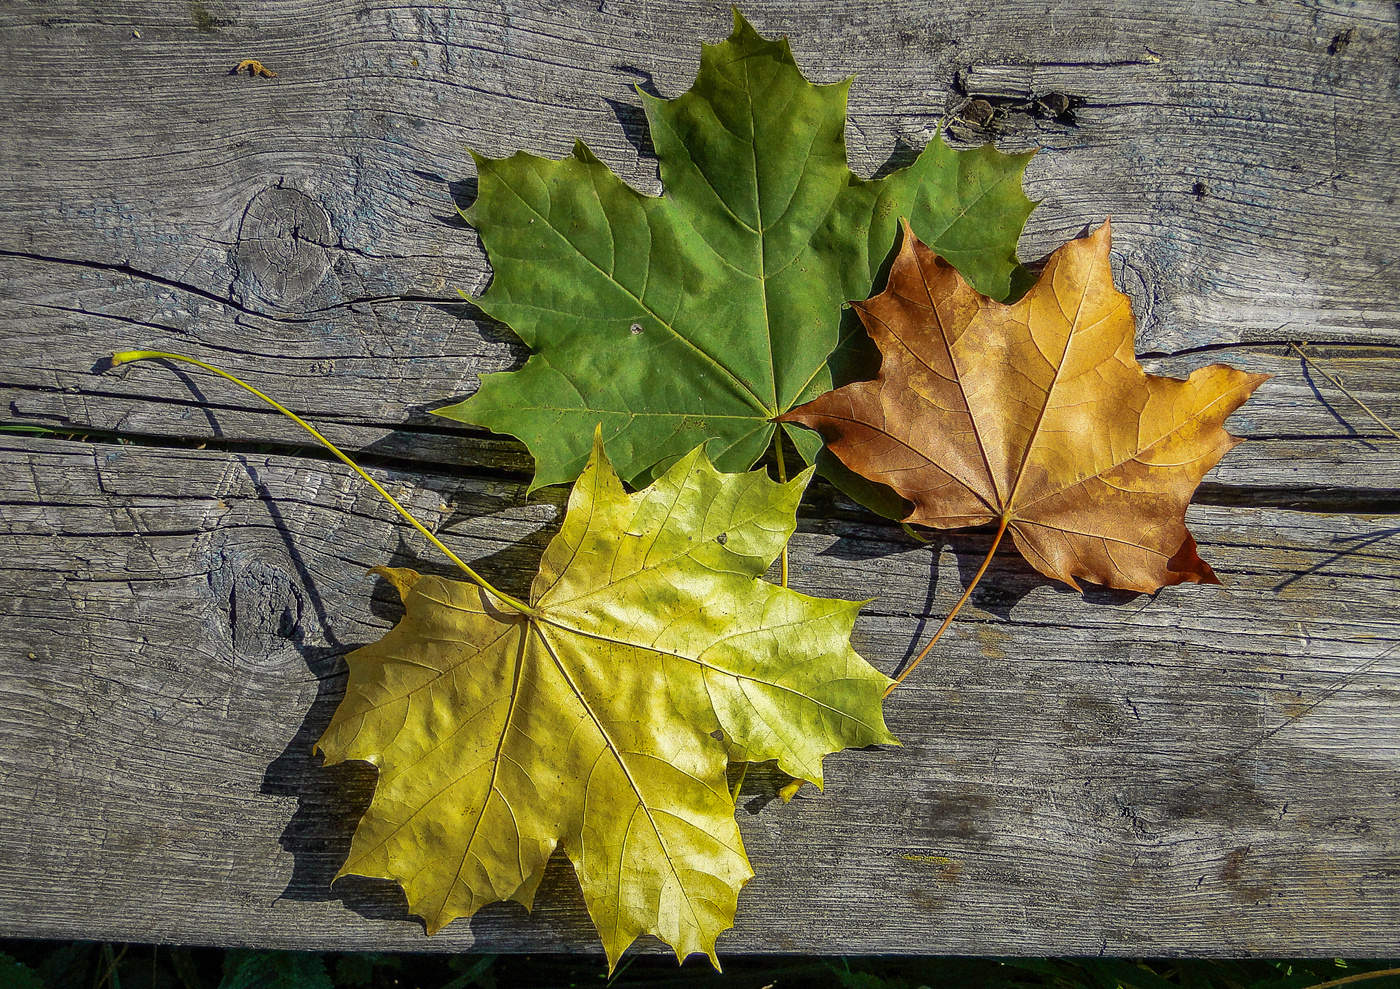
[315,431,895,969]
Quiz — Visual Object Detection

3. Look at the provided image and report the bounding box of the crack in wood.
[0,249,481,324]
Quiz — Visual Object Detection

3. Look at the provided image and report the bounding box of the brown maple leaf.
[780,220,1266,686]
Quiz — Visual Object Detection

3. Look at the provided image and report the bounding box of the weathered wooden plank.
[1,0,1395,346]
[2,438,1396,953]
[3,0,1398,960]
[5,248,1399,493]
[2,0,1398,487]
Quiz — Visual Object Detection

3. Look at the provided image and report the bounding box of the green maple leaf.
[315,430,896,970]
[437,11,1035,492]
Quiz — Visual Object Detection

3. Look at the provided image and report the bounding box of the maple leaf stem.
[885,515,1010,697]
[109,350,537,618]
[773,430,789,587]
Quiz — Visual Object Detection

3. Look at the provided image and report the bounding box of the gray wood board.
[1,0,1398,959]
[2,439,1398,955]
[7,250,1400,493]
[2,0,1399,487]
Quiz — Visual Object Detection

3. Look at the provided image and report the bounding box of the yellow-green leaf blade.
[315,573,564,927]
[317,432,895,969]
[536,435,895,786]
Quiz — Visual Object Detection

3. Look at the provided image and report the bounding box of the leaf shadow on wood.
[613,63,662,98]
[807,519,947,672]
[239,452,398,918]
[95,356,227,437]
[368,168,505,336]
[462,856,598,951]
[606,63,663,169]
[869,136,924,181]
[1294,353,1385,452]
[350,396,531,469]
[603,97,656,165]
[737,762,799,816]
[389,169,531,371]
[1271,525,1400,593]
[237,454,446,921]
[236,460,343,645]
[377,481,565,604]
[411,168,474,230]
[223,459,392,919]
[410,166,526,364]
[812,514,1141,672]
[902,530,1117,667]
[257,553,454,923]
[262,642,393,912]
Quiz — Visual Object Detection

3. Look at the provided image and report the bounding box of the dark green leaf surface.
[219,951,333,989]
[438,11,1035,491]
[0,952,44,989]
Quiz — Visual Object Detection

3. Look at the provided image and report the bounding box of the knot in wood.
[208,551,306,670]
[233,186,334,311]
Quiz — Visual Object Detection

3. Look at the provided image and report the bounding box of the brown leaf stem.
[885,515,1009,697]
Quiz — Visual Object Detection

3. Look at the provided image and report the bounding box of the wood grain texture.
[2,440,1398,955]
[1,0,1398,958]
[2,0,1398,481]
